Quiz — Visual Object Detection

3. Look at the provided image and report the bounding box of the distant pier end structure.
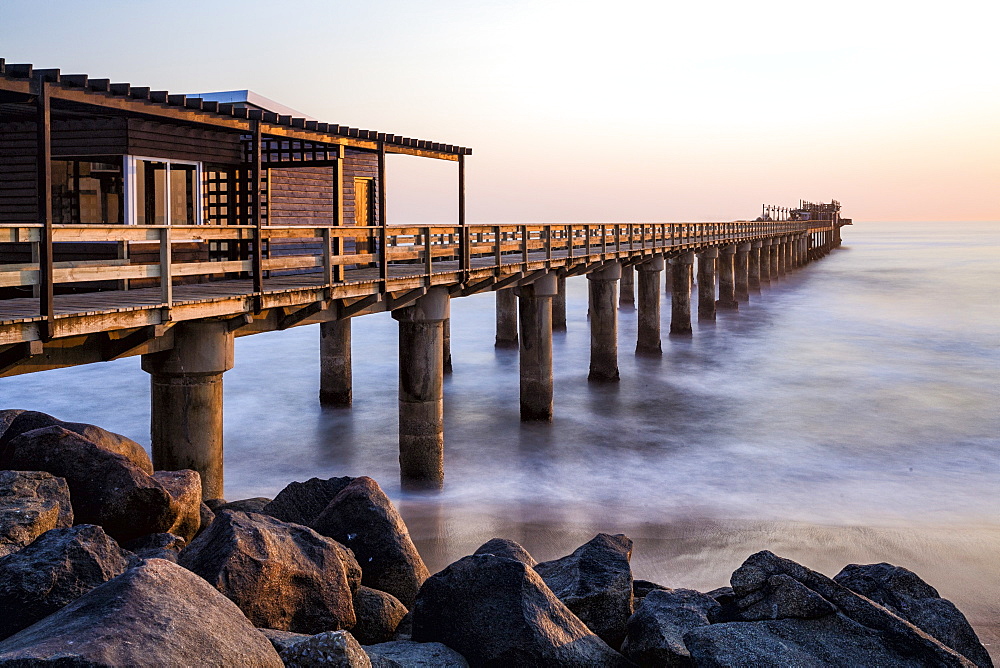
[0,59,849,497]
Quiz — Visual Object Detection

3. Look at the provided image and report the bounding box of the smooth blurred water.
[3,221,999,650]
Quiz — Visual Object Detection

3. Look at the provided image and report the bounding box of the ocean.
[4,220,998,655]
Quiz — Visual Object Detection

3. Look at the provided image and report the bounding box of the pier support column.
[443,318,453,374]
[717,244,739,309]
[670,253,694,336]
[735,242,751,302]
[142,320,234,500]
[517,272,557,421]
[771,238,782,278]
[553,273,567,331]
[587,261,621,382]
[495,288,518,348]
[749,241,762,293]
[785,237,794,271]
[636,256,664,355]
[759,239,771,287]
[393,287,449,489]
[619,264,635,309]
[697,248,718,321]
[319,319,352,406]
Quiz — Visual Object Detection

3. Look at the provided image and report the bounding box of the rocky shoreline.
[0,409,992,666]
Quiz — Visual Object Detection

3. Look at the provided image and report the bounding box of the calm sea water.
[4,221,999,652]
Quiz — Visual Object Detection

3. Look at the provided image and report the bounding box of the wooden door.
[354,178,375,263]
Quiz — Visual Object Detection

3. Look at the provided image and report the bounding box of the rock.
[621,588,720,667]
[258,628,310,654]
[199,502,215,535]
[737,573,837,621]
[179,510,359,634]
[0,470,72,557]
[394,612,413,641]
[728,551,974,666]
[1,426,176,543]
[835,563,993,667]
[279,630,371,667]
[473,537,537,566]
[411,553,628,667]
[352,586,409,645]
[634,579,671,599]
[204,497,227,511]
[121,532,186,563]
[0,558,282,667]
[0,410,25,439]
[706,586,740,622]
[311,476,429,607]
[0,524,129,640]
[264,476,355,526]
[534,533,635,648]
[364,640,469,667]
[0,410,152,474]
[215,496,273,514]
[151,469,202,541]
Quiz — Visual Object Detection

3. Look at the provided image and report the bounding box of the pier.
[0,61,849,497]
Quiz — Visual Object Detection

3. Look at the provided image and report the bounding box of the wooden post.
[251,121,264,301]
[333,144,344,283]
[159,226,172,317]
[35,77,54,338]
[458,154,470,276]
[378,142,388,286]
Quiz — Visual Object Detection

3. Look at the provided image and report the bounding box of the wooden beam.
[0,341,44,374]
[35,76,54,339]
[101,325,168,361]
[386,288,427,311]
[252,121,264,309]
[377,141,388,288]
[226,313,254,332]
[491,272,525,291]
[340,294,382,319]
[278,301,325,330]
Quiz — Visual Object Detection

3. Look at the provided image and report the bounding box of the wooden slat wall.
[343,148,378,226]
[268,165,331,275]
[127,119,242,164]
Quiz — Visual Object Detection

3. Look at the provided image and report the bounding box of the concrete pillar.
[770,238,781,278]
[495,288,518,348]
[697,248,718,321]
[784,237,793,271]
[142,320,234,500]
[319,319,352,406]
[517,272,557,421]
[669,253,694,336]
[717,245,739,309]
[587,261,621,382]
[735,242,751,302]
[636,256,664,355]
[442,317,453,374]
[553,273,567,331]
[758,240,771,286]
[619,264,635,309]
[749,240,762,292]
[392,287,449,489]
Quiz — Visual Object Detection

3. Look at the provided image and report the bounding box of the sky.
[2,0,998,223]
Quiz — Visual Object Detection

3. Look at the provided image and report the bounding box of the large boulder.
[835,563,993,667]
[0,410,25,439]
[1,427,176,543]
[0,470,72,557]
[621,588,720,667]
[279,630,371,667]
[725,551,974,667]
[352,586,409,645]
[151,469,202,541]
[214,497,273,514]
[0,558,283,667]
[534,533,635,648]
[364,640,469,667]
[258,628,310,655]
[311,476,429,607]
[411,553,629,667]
[473,537,537,566]
[121,532,187,563]
[0,524,129,641]
[264,476,355,526]
[179,510,359,634]
[0,410,152,474]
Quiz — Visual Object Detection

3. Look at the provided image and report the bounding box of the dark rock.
[2,426,176,543]
[835,562,993,667]
[198,502,215,535]
[534,533,635,648]
[621,588,720,667]
[737,573,837,621]
[259,628,310,654]
[179,510,359,634]
[122,532,186,562]
[0,410,153,474]
[352,586,409,645]
[728,551,974,666]
[0,558,283,667]
[311,476,429,608]
[151,469,202,541]
[0,470,72,557]
[706,586,740,622]
[264,476,354,526]
[473,537,537,566]
[204,497,227,511]
[0,410,25,439]
[634,579,671,599]
[279,630,371,667]
[0,524,129,640]
[215,496,273,514]
[364,640,469,667]
[394,612,413,641]
[411,553,628,667]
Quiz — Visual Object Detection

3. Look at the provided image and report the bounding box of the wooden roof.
[0,58,471,161]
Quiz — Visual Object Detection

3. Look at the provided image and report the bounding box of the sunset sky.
[3,0,998,223]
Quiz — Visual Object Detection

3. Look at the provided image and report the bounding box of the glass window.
[170,163,197,225]
[136,160,168,225]
[51,159,124,224]
[127,157,202,225]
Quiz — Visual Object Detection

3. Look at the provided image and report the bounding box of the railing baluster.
[424,226,433,283]
[160,226,173,318]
